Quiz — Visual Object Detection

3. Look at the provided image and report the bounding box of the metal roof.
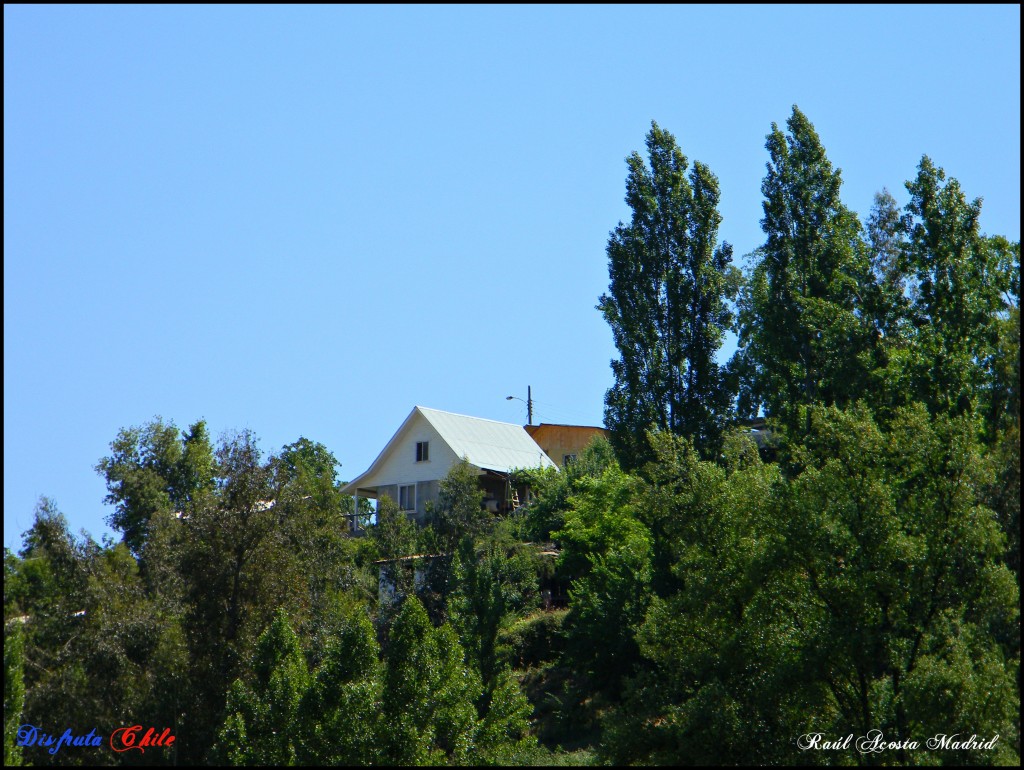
[416,406,556,474]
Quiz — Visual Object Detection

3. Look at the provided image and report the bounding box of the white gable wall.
[361,410,470,489]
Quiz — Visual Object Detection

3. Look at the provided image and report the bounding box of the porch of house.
[346,468,531,534]
[478,469,532,516]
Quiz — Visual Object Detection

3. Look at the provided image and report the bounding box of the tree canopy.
[600,121,740,467]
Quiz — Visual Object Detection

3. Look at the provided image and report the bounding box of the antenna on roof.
[506,385,534,426]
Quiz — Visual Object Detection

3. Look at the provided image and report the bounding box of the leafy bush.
[501,609,569,670]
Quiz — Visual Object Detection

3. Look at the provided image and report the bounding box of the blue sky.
[4,5,1020,549]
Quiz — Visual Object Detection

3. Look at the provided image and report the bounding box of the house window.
[563,454,577,466]
[416,441,429,462]
[399,484,416,512]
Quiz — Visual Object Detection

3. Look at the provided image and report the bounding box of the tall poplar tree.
[901,156,1015,420]
[734,106,869,430]
[218,610,310,766]
[599,121,738,467]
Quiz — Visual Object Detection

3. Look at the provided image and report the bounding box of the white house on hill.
[340,406,557,531]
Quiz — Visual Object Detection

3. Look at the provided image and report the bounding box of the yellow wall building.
[524,423,607,468]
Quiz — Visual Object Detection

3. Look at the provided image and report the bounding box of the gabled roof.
[417,406,556,474]
[341,406,556,495]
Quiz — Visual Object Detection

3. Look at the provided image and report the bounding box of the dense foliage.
[4,106,1018,766]
[600,122,741,468]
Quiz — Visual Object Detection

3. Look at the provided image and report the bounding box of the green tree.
[96,418,215,558]
[219,608,386,766]
[734,106,870,431]
[473,666,534,765]
[380,597,481,765]
[603,405,1020,766]
[8,499,96,763]
[272,437,375,634]
[777,405,1018,764]
[983,240,1020,436]
[900,157,1016,423]
[371,494,418,563]
[295,609,382,765]
[4,623,25,767]
[985,302,1020,584]
[598,430,792,765]
[865,187,910,333]
[554,465,653,695]
[599,121,739,467]
[79,539,189,759]
[176,430,300,763]
[275,437,342,514]
[518,434,618,542]
[431,458,489,548]
[218,609,310,766]
[449,540,538,694]
[858,188,916,419]
[8,499,189,767]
